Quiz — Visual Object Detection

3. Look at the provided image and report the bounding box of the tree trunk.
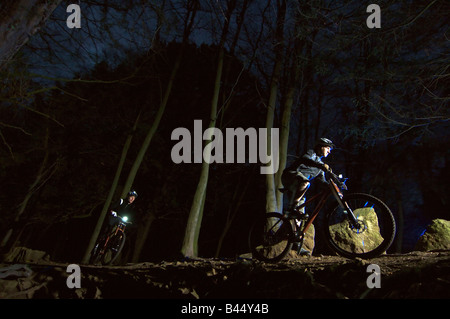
[181,47,225,258]
[275,68,300,213]
[131,211,156,262]
[265,0,286,213]
[0,0,62,69]
[214,171,252,258]
[181,0,236,258]
[116,2,200,260]
[120,53,181,197]
[120,0,199,197]
[81,113,140,264]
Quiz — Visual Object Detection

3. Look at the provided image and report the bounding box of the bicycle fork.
[329,180,361,229]
[336,196,361,229]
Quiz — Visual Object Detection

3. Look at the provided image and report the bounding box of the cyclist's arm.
[110,199,123,211]
[317,171,329,185]
[301,150,327,170]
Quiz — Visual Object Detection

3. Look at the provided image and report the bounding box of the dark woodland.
[0,0,448,268]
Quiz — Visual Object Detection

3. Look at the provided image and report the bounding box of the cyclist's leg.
[98,224,110,243]
[293,172,310,214]
[98,215,119,245]
[282,170,311,212]
[292,176,311,255]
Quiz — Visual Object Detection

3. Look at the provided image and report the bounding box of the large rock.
[3,247,50,263]
[288,223,315,258]
[415,219,450,251]
[328,207,384,253]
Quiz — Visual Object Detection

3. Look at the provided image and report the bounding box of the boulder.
[415,219,450,251]
[328,207,384,253]
[303,223,315,252]
[288,223,315,258]
[3,246,50,263]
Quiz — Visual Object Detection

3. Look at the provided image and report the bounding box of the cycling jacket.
[111,198,135,216]
[285,149,327,183]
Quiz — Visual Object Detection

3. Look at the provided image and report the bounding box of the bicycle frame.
[251,171,396,262]
[294,189,328,237]
[99,222,126,254]
[293,178,359,239]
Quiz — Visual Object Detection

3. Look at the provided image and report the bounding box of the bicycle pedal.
[298,213,309,220]
[289,211,309,220]
[292,234,304,243]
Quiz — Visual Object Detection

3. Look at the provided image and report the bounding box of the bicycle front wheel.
[324,193,396,259]
[89,242,102,265]
[248,212,294,263]
[102,233,126,265]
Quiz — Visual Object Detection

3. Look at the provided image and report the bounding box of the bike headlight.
[122,216,128,222]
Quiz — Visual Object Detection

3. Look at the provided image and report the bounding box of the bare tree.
[181,0,237,258]
[262,0,286,213]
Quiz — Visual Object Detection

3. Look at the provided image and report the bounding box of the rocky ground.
[1,250,449,300]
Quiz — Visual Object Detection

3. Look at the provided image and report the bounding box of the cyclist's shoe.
[299,248,311,256]
[291,243,311,256]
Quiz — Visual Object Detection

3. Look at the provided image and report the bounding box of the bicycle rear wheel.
[248,212,294,263]
[324,193,396,259]
[102,233,126,265]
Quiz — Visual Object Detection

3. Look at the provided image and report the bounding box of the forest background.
[0,0,448,264]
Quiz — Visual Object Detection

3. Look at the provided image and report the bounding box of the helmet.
[315,138,335,149]
[127,190,138,198]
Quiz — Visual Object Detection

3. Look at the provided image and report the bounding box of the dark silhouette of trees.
[0,1,448,261]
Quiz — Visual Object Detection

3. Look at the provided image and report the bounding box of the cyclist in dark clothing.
[281,138,334,216]
[103,190,138,235]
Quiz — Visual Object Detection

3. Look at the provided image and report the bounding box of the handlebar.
[118,215,132,224]
[110,211,132,224]
[326,170,348,190]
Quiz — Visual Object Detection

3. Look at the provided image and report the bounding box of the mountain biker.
[281,138,335,217]
[102,190,138,237]
[281,138,334,255]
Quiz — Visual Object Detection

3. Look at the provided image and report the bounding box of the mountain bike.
[89,215,130,265]
[248,171,396,262]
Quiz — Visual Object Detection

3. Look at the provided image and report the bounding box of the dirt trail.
[1,250,449,299]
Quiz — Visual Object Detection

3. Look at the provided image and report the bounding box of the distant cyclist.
[103,190,138,236]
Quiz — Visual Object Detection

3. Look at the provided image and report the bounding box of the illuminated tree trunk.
[265,0,286,213]
[181,0,236,258]
[181,47,225,258]
[275,15,304,213]
[275,76,297,213]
